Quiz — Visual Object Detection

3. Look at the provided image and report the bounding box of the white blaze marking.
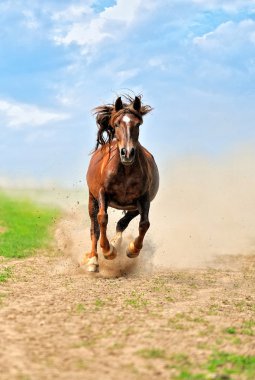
[123,115,131,124]
[122,115,131,153]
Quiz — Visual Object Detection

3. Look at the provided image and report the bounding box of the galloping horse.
[84,95,159,272]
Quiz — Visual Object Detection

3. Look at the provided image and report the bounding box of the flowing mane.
[93,94,152,150]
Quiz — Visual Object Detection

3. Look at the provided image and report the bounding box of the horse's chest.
[107,174,144,203]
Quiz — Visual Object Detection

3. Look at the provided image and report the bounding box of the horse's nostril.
[121,148,126,157]
[130,148,135,158]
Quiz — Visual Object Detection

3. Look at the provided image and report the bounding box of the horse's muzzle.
[120,147,136,165]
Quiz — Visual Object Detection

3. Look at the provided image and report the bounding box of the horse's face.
[114,113,141,166]
[113,97,142,166]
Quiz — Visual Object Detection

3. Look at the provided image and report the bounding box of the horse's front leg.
[97,188,117,260]
[126,193,150,258]
[81,192,100,272]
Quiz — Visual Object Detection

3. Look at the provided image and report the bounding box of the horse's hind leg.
[126,194,150,258]
[111,210,139,249]
[82,192,100,272]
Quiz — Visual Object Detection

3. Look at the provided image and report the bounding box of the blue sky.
[1,0,255,186]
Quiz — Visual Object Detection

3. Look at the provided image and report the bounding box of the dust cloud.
[54,145,255,274]
[54,208,154,278]
[150,146,255,268]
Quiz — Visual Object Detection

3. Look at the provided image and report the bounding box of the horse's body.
[84,95,159,272]
[87,141,158,210]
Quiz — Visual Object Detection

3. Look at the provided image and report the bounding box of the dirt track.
[0,207,254,380]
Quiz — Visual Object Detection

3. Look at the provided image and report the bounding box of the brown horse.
[84,95,159,272]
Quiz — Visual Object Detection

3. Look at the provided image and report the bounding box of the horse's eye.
[114,123,119,128]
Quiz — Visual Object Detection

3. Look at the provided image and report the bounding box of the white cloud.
[53,0,154,47]
[0,99,69,129]
[148,57,167,71]
[54,17,111,46]
[193,19,255,49]
[191,0,255,12]
[22,10,40,30]
[116,68,139,83]
[51,4,93,22]
[51,0,255,56]
[102,0,143,24]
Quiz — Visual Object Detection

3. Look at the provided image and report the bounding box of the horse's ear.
[115,97,123,111]
[133,96,141,112]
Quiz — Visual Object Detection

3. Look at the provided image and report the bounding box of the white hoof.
[110,232,122,249]
[87,264,98,272]
[87,256,99,272]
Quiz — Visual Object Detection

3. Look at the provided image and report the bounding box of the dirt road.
[0,206,254,380]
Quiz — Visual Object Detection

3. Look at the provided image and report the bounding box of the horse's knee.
[139,220,150,233]
[90,224,100,238]
[116,211,139,233]
[97,212,108,227]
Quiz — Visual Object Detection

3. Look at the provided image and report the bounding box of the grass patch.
[0,267,12,282]
[206,351,255,379]
[0,192,59,258]
[174,351,255,379]
[241,320,255,336]
[224,321,254,337]
[95,299,105,308]
[224,327,237,335]
[167,353,191,371]
[136,348,166,359]
[76,303,86,313]
[174,372,207,380]
[125,291,148,309]
[167,312,209,332]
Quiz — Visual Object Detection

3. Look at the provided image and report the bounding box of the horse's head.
[93,95,152,163]
[111,96,143,166]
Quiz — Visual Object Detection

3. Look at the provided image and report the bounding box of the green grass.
[135,348,255,380]
[206,352,255,379]
[0,267,12,282]
[76,303,86,313]
[174,352,255,380]
[125,291,148,309]
[136,348,166,359]
[175,372,207,380]
[95,299,105,308]
[0,192,59,258]
[224,327,237,335]
[223,321,255,337]
[241,320,255,336]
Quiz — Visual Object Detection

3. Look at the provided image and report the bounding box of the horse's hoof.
[81,255,99,272]
[103,244,117,260]
[110,232,122,250]
[87,263,99,272]
[126,242,140,258]
[87,256,99,272]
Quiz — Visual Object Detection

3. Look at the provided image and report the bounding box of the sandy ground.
[0,203,254,380]
[2,151,255,380]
